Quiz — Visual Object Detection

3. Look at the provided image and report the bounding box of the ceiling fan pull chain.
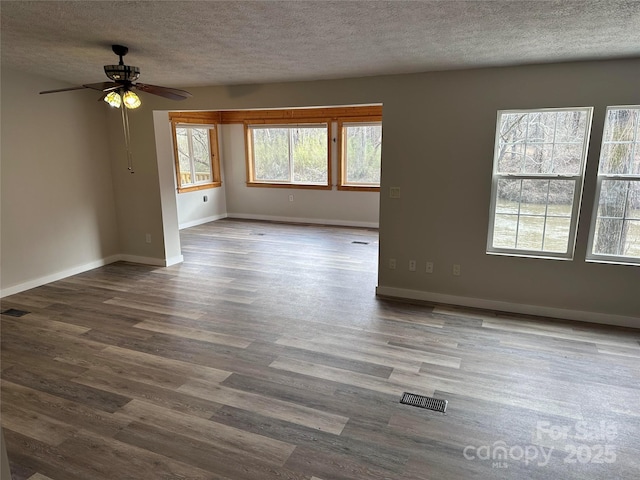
[120,99,135,173]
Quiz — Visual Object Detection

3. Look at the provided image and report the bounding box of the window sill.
[246,182,331,190]
[177,182,221,193]
[337,185,380,192]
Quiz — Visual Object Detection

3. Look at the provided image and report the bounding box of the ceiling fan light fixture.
[104,91,122,108]
[103,64,140,82]
[123,90,141,109]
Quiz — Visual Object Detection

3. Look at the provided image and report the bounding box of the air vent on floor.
[400,392,448,413]
[1,308,30,317]
[351,241,369,245]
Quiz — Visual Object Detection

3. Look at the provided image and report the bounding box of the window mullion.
[289,128,294,183]
[187,129,196,185]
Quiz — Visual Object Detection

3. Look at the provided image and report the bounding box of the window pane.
[628,181,640,219]
[603,108,637,142]
[489,108,591,258]
[622,220,640,257]
[496,110,589,175]
[252,128,290,182]
[176,127,213,186]
[291,127,328,184]
[520,179,549,212]
[592,218,623,255]
[344,124,382,185]
[176,128,191,182]
[543,217,571,253]
[547,180,576,216]
[495,179,520,213]
[497,143,526,174]
[527,112,557,143]
[555,110,588,143]
[493,214,518,248]
[523,144,553,174]
[516,216,545,250]
[598,180,628,218]
[599,143,633,174]
[190,128,212,183]
[552,143,583,175]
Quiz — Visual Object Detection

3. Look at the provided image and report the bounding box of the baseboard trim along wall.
[179,214,228,230]
[1,254,184,298]
[375,286,639,329]
[227,212,379,229]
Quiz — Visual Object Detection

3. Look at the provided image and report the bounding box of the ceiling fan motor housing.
[104,64,140,82]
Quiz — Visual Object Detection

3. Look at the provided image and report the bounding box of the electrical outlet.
[145,233,152,244]
[389,187,401,199]
[409,260,416,271]
[426,261,434,273]
[289,194,294,202]
[389,258,397,270]
[453,264,461,276]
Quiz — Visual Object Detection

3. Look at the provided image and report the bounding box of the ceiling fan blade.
[83,82,120,92]
[39,86,88,95]
[134,83,192,101]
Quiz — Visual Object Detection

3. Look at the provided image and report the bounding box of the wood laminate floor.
[1,219,639,479]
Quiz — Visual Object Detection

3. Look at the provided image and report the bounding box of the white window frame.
[586,105,640,265]
[487,107,593,260]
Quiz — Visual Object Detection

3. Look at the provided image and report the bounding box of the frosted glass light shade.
[123,90,141,109]
[104,91,122,108]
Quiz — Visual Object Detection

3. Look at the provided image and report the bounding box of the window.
[246,123,330,188]
[171,122,221,193]
[487,108,593,259]
[587,106,640,264]
[338,121,382,190]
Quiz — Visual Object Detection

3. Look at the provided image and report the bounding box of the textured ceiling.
[2,0,640,89]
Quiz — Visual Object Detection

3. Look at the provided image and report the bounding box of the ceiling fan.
[40,44,192,104]
[40,45,192,172]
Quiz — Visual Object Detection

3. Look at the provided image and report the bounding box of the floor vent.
[400,392,448,413]
[351,241,369,245]
[1,308,30,318]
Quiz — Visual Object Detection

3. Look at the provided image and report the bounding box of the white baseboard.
[1,254,185,298]
[118,254,167,267]
[227,212,379,229]
[375,286,640,329]
[1,255,121,298]
[179,213,228,230]
[165,255,184,267]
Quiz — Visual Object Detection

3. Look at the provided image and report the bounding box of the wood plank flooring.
[1,219,639,479]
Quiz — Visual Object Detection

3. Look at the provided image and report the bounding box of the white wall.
[221,124,380,227]
[1,68,120,295]
[152,116,380,231]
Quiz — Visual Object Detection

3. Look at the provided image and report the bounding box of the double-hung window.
[338,120,382,190]
[246,123,330,188]
[587,106,640,264]
[487,108,593,259]
[171,121,221,193]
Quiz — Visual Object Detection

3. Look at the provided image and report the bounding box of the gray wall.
[125,59,639,324]
[3,60,639,325]
[1,68,120,294]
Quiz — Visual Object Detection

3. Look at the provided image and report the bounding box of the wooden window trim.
[245,120,332,189]
[169,113,222,194]
[337,117,382,192]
